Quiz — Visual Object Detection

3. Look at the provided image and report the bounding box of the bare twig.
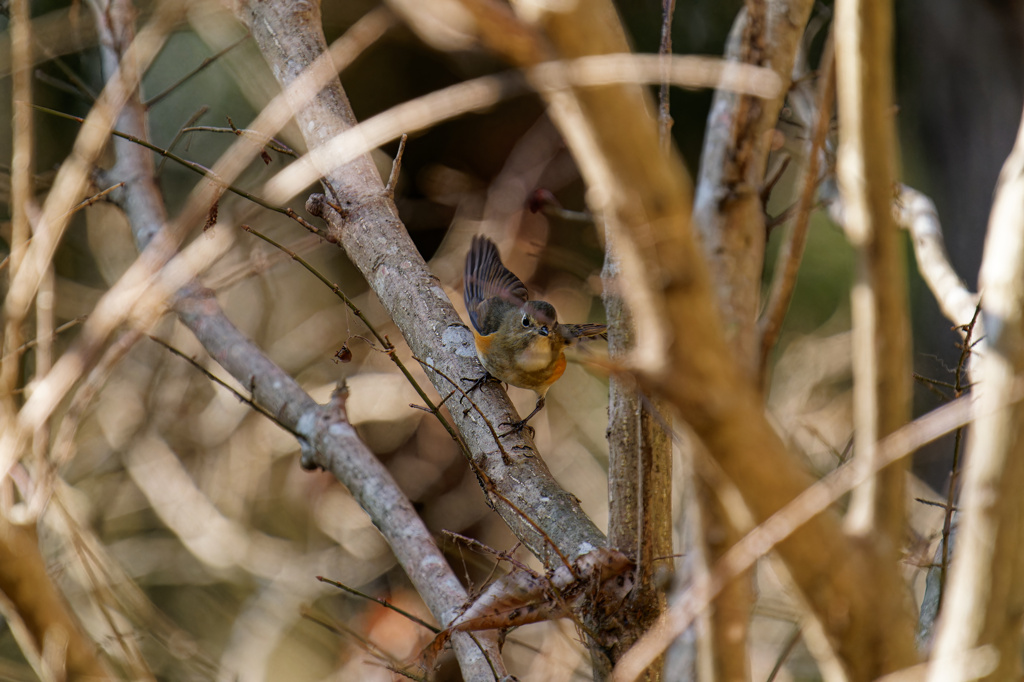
[180,124,296,156]
[385,133,408,197]
[615,383,1000,681]
[157,105,209,175]
[657,0,677,148]
[34,106,324,236]
[317,576,441,633]
[759,31,836,376]
[836,0,912,560]
[148,335,305,440]
[144,34,248,108]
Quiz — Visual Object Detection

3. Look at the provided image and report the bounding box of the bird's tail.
[562,323,608,342]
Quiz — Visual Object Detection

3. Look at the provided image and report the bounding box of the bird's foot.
[461,372,499,397]
[499,419,535,439]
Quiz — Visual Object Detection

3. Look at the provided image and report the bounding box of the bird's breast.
[516,335,560,373]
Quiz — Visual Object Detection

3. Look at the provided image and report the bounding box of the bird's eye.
[521,315,530,327]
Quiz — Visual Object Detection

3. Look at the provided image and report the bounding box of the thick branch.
[0,515,112,679]
[510,1,919,679]
[687,3,816,677]
[239,0,608,568]
[98,2,504,678]
[604,248,673,680]
[693,0,815,378]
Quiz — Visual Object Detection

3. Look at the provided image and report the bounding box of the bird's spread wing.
[464,236,528,334]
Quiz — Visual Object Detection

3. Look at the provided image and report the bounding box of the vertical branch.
[692,0,815,378]
[603,3,676,678]
[1,0,35,397]
[759,34,836,375]
[687,2,813,679]
[835,0,910,550]
[0,2,109,676]
[603,249,673,680]
[928,107,1024,682]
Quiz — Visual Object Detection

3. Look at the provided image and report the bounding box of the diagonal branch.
[81,2,507,679]
[238,0,608,570]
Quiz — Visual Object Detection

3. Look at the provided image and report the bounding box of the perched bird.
[463,235,606,434]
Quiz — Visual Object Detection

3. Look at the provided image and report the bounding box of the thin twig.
[3,316,86,361]
[937,303,980,613]
[758,31,835,376]
[657,0,677,149]
[443,531,533,575]
[38,52,98,101]
[237,223,456,441]
[34,69,92,99]
[148,335,304,441]
[179,125,296,156]
[385,133,408,197]
[410,355,511,463]
[35,105,323,235]
[157,106,209,176]
[144,34,249,108]
[316,576,440,633]
[915,498,957,512]
[301,611,401,666]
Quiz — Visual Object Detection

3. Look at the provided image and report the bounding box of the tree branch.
[928,105,1024,682]
[93,2,506,678]
[507,1,918,679]
[238,0,608,570]
[834,0,912,552]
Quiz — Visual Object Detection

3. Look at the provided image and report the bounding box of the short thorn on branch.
[385,133,408,199]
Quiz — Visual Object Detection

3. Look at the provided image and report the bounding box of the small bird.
[463,235,606,434]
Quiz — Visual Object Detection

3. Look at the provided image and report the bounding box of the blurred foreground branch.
[505,1,919,679]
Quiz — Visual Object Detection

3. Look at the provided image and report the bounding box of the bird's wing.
[464,236,528,334]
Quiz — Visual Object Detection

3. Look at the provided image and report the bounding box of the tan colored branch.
[1,0,35,397]
[928,106,1024,682]
[0,515,112,679]
[509,0,918,679]
[835,0,912,551]
[688,3,817,677]
[895,187,982,336]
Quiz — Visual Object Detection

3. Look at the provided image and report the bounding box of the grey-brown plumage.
[463,236,606,433]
